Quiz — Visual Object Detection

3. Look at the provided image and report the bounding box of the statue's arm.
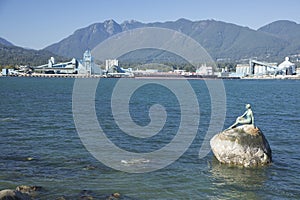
[240,110,247,118]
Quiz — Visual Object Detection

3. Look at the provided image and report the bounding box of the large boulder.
[210,125,272,167]
[0,189,31,200]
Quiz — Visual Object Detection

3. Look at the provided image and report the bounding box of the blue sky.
[0,0,299,49]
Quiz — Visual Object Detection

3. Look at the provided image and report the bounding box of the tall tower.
[83,50,92,75]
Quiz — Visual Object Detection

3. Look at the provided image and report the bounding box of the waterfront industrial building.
[33,50,101,75]
[1,50,101,76]
[1,54,299,79]
[105,59,119,72]
[235,57,296,77]
[103,59,134,77]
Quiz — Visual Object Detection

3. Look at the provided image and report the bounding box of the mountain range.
[1,19,300,67]
[44,19,300,62]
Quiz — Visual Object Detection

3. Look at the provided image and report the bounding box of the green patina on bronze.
[227,104,254,130]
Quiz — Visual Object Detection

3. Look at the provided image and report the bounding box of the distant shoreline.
[1,73,300,80]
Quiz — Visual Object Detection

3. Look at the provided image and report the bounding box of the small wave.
[0,117,17,122]
[121,158,150,165]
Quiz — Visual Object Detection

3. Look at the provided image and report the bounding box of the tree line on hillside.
[119,61,238,72]
[0,44,69,69]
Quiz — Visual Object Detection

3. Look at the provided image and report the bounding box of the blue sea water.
[0,77,299,199]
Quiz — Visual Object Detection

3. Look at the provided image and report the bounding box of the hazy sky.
[0,0,299,49]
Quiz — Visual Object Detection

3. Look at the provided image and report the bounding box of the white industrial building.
[277,57,296,75]
[105,59,119,71]
[28,50,101,75]
[236,57,297,77]
[196,64,214,75]
[235,64,252,76]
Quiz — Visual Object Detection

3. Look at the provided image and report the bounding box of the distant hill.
[258,20,300,41]
[45,20,122,60]
[0,42,68,67]
[0,37,14,46]
[43,19,300,62]
[258,20,300,56]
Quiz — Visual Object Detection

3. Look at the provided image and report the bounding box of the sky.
[0,0,299,49]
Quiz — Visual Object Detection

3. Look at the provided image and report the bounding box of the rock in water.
[0,189,31,200]
[210,125,272,167]
[16,185,42,198]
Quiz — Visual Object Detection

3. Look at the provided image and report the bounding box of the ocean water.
[0,77,299,199]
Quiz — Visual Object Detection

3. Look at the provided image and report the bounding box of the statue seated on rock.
[210,103,272,167]
[228,104,254,130]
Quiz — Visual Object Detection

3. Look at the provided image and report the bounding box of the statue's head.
[246,104,251,109]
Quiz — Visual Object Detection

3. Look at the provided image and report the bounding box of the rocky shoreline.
[0,185,128,200]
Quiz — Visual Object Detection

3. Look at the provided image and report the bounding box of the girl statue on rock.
[228,104,254,130]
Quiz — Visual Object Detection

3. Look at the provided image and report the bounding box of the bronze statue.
[227,104,254,130]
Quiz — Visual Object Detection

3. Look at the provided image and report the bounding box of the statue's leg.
[238,118,251,125]
[226,117,243,130]
[228,121,238,130]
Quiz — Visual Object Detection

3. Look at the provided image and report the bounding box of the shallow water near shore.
[0,77,299,199]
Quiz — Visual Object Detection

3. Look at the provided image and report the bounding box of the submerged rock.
[78,190,95,200]
[0,189,31,200]
[16,185,42,196]
[106,192,121,200]
[210,125,272,167]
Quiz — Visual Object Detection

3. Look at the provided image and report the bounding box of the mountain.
[45,19,122,59]
[44,19,300,62]
[0,43,67,67]
[258,20,300,41]
[0,37,14,46]
[258,20,300,56]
